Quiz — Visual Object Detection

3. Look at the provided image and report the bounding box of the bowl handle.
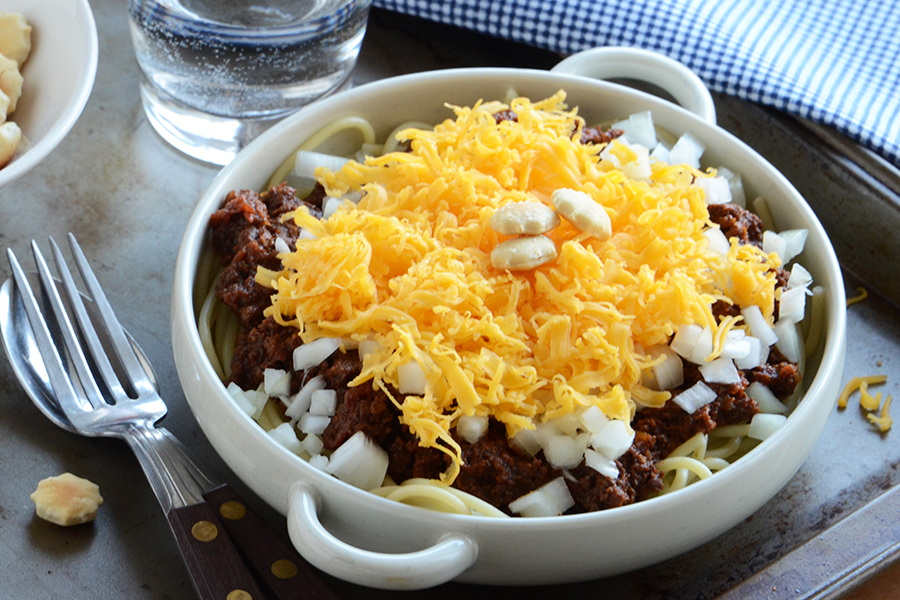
[286,482,479,590]
[551,47,717,125]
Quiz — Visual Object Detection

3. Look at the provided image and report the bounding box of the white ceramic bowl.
[0,0,98,189]
[172,49,847,590]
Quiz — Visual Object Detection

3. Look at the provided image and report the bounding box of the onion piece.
[704,228,730,255]
[716,166,747,208]
[590,420,634,460]
[543,434,587,470]
[621,144,651,182]
[670,324,702,360]
[788,263,814,291]
[762,231,787,264]
[263,368,291,398]
[584,448,619,479]
[780,229,809,263]
[651,347,684,390]
[457,414,489,444]
[779,287,807,324]
[293,337,342,371]
[696,176,732,205]
[747,413,787,440]
[774,320,803,363]
[285,375,326,421]
[612,111,657,149]
[741,305,779,347]
[322,196,343,219]
[227,382,266,419]
[268,423,303,454]
[358,338,383,361]
[579,405,610,434]
[274,237,291,255]
[699,357,741,384]
[508,477,575,517]
[298,413,331,435]
[746,382,787,414]
[325,431,389,490]
[673,381,717,413]
[309,389,337,416]
[308,454,329,471]
[650,144,671,163]
[398,360,427,395]
[719,329,751,360]
[669,132,705,168]
[301,433,325,455]
[511,428,542,457]
[286,151,351,197]
[735,336,767,369]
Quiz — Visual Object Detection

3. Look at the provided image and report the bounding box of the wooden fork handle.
[167,499,267,600]
[203,484,339,600]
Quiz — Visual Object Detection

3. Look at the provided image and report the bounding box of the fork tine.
[49,237,131,404]
[7,247,93,414]
[66,233,156,396]
[31,239,110,410]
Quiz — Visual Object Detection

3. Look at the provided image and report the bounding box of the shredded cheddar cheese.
[837,375,888,409]
[263,93,781,484]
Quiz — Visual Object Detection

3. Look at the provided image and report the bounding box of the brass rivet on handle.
[226,590,252,600]
[271,559,298,580]
[191,520,218,542]
[219,500,247,520]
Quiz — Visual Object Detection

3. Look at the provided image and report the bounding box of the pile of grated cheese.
[258,91,782,484]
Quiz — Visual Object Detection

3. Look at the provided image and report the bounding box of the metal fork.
[3,234,336,600]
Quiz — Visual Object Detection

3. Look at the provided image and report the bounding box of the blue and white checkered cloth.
[374,0,900,169]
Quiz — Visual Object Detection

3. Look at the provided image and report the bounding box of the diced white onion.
[307,454,329,471]
[669,132,705,169]
[549,414,581,437]
[590,420,634,460]
[263,368,291,398]
[584,448,619,479]
[735,336,767,369]
[599,143,621,167]
[274,237,291,255]
[322,196,343,219]
[651,347,684,391]
[309,389,337,416]
[621,144,651,182]
[716,167,746,208]
[227,382,256,417]
[779,287,807,324]
[612,111,657,149]
[780,229,809,264]
[511,428,542,457]
[747,382,787,414]
[788,263,814,291]
[673,381,717,413]
[358,338,383,361]
[301,432,325,455]
[747,413,787,440]
[293,337,342,371]
[719,329,751,360]
[298,413,331,435]
[699,357,741,384]
[579,405,610,434]
[690,326,714,365]
[287,151,350,197]
[268,423,303,454]
[762,231,787,263]
[741,305,779,347]
[543,434,587,470]
[397,360,427,395]
[774,320,803,363]
[285,375,326,421]
[456,414,489,444]
[324,431,389,490]
[696,176,732,205]
[704,228,730,255]
[670,323,703,361]
[508,477,575,517]
[650,143,671,163]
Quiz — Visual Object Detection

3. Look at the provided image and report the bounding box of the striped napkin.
[373,0,900,169]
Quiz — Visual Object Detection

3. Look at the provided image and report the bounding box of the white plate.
[0,0,98,189]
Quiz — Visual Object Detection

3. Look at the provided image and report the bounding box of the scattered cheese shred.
[867,394,893,432]
[265,93,781,483]
[846,287,868,306]
[837,375,888,409]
